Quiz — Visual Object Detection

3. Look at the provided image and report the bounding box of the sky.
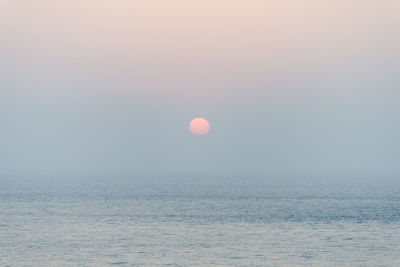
[1,0,399,177]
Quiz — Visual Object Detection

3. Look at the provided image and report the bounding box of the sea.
[0,176,399,266]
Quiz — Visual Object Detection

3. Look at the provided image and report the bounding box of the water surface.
[1,176,399,266]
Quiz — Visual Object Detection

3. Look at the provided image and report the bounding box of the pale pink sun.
[189,117,210,136]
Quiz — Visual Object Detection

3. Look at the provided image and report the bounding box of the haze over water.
[1,1,399,176]
[1,1,400,266]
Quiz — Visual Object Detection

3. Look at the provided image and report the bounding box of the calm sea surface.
[1,176,399,266]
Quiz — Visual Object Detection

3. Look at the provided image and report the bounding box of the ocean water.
[0,176,399,266]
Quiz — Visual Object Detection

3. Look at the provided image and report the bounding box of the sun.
[189,117,210,136]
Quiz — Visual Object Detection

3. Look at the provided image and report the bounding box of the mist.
[1,0,399,177]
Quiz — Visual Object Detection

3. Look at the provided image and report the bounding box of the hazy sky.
[1,0,399,177]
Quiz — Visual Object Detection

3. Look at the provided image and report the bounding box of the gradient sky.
[1,0,399,177]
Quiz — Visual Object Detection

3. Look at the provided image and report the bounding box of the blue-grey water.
[1,176,399,266]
